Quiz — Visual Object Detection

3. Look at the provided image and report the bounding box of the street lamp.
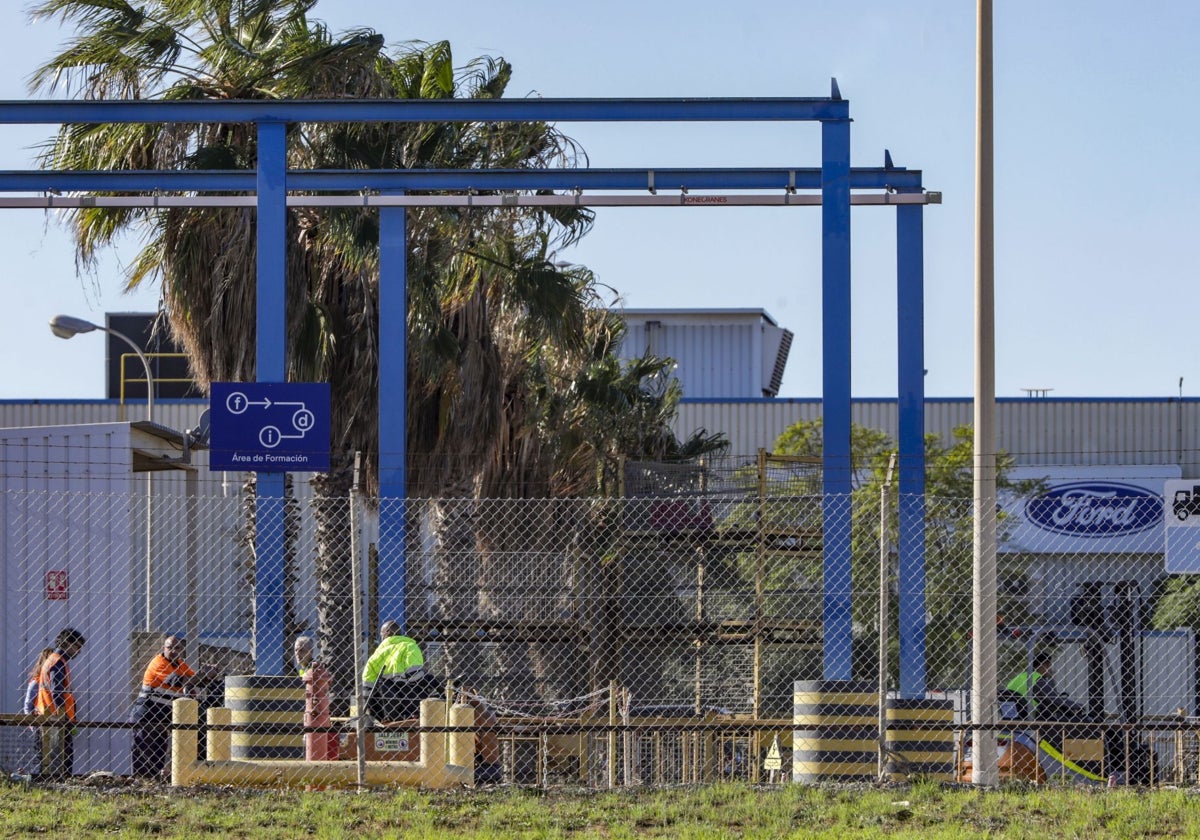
[49,313,157,632]
[49,314,154,422]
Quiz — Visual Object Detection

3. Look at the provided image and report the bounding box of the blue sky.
[0,1,1196,400]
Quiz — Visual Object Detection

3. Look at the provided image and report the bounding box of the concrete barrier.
[171,697,474,789]
[885,697,955,782]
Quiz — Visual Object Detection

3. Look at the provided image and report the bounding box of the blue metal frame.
[820,118,854,680]
[897,203,927,698]
[0,167,923,193]
[254,121,288,674]
[378,199,407,631]
[0,94,929,686]
[0,98,848,124]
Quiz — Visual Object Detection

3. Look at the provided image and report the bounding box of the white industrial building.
[615,308,794,398]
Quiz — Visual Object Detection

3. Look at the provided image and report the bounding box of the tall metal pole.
[350,453,368,791]
[878,453,896,780]
[104,332,158,633]
[971,0,999,786]
[94,326,158,631]
[254,119,288,674]
[821,109,854,680]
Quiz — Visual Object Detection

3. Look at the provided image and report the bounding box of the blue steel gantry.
[0,84,937,698]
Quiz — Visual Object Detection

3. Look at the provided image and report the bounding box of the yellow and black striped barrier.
[884,697,955,782]
[225,674,305,760]
[792,680,878,782]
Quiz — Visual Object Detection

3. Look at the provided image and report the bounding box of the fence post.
[622,688,632,786]
[350,452,368,791]
[878,453,896,780]
[608,681,618,788]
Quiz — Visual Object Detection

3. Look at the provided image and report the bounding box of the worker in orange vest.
[35,627,87,780]
[130,635,203,778]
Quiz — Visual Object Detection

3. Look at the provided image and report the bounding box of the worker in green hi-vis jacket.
[361,620,425,685]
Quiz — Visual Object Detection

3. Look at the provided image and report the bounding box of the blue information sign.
[209,382,331,472]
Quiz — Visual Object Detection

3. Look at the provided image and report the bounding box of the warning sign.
[374,732,410,752]
[45,570,68,601]
[763,735,783,771]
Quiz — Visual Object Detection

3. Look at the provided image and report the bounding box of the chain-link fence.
[1,456,1197,787]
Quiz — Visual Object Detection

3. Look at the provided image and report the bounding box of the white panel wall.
[617,310,787,399]
[0,423,135,773]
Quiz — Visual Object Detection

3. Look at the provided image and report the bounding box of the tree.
[469,287,729,699]
[29,0,593,493]
[29,0,722,700]
[772,420,1038,687]
[29,0,595,690]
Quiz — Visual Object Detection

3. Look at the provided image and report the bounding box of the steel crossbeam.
[0,192,938,208]
[0,97,849,124]
[0,167,923,193]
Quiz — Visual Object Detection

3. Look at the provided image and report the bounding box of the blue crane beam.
[0,167,923,193]
[0,97,849,124]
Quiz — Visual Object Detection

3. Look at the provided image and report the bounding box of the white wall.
[0,422,136,773]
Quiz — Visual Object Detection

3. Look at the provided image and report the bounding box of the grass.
[2,777,1199,839]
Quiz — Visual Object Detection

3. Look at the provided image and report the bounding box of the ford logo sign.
[1024,482,1162,536]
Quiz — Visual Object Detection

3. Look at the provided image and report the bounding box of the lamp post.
[49,315,154,423]
[49,314,157,632]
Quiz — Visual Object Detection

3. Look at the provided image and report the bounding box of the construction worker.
[362,621,439,722]
[35,627,86,780]
[361,620,424,686]
[294,636,338,761]
[129,635,202,778]
[1006,651,1086,721]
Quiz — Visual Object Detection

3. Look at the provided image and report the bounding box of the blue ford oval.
[1023,482,1162,536]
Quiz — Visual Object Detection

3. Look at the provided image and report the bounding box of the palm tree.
[464,274,729,701]
[31,0,729,708]
[29,0,593,693]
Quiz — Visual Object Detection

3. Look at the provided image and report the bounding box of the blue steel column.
[255,120,287,674]
[897,202,927,698]
[378,202,407,631]
[821,117,853,680]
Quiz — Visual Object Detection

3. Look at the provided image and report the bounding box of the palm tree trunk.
[310,456,356,709]
[424,492,485,688]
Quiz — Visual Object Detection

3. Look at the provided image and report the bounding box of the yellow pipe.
[172,698,475,789]
[208,706,231,762]
[171,697,199,786]
[449,703,475,783]
[420,698,446,775]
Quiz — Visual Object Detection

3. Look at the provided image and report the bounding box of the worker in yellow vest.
[1006,651,1086,721]
[362,620,424,686]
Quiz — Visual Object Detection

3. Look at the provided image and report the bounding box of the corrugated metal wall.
[2,397,1197,477]
[0,400,207,434]
[622,320,765,398]
[674,398,1200,477]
